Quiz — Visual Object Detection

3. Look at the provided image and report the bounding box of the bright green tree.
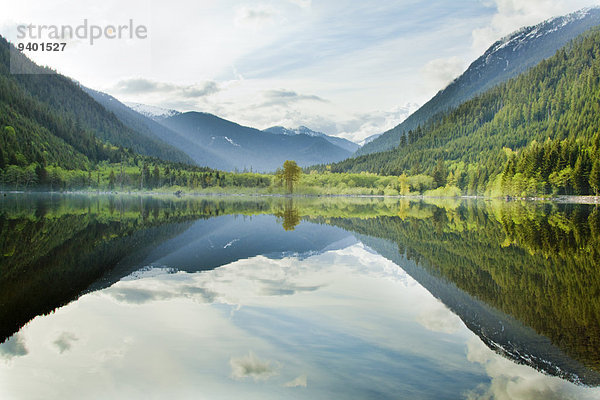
[281,160,302,194]
[398,173,410,195]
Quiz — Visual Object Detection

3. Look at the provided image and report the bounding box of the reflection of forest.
[326,201,600,374]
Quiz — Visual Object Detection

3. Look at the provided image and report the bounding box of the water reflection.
[274,198,301,231]
[0,194,599,399]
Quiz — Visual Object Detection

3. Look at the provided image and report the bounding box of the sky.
[2,0,600,142]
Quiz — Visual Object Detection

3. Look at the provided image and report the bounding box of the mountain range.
[159,112,353,172]
[0,34,358,173]
[78,87,360,172]
[85,88,359,172]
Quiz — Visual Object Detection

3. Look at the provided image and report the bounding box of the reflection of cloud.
[284,374,307,387]
[259,282,321,296]
[105,243,410,309]
[230,351,278,381]
[465,337,600,400]
[108,285,217,305]
[416,302,462,334]
[109,287,170,304]
[53,332,78,354]
[0,334,28,360]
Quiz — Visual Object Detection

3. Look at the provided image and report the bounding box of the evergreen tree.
[108,170,115,190]
[399,135,407,147]
[432,160,447,188]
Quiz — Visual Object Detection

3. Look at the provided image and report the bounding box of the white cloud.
[335,103,420,142]
[421,56,466,92]
[112,78,219,98]
[287,0,311,9]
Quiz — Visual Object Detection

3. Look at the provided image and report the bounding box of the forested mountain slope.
[82,88,227,168]
[357,7,600,156]
[0,35,193,169]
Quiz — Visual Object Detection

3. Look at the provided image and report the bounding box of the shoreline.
[2,190,599,205]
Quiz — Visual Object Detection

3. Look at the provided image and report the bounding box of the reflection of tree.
[275,199,300,231]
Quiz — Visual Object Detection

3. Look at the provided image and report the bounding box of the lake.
[0,194,599,399]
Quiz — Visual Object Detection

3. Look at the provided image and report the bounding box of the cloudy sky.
[2,0,599,142]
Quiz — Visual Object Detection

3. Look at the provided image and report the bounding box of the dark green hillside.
[0,36,193,166]
[329,28,600,196]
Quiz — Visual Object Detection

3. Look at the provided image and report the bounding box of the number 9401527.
[17,42,66,51]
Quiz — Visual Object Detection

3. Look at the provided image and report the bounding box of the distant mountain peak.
[486,7,596,60]
[125,102,181,121]
[264,125,360,153]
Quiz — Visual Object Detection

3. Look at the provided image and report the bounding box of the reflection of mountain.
[0,195,272,343]
[95,214,354,288]
[355,234,600,386]
[324,202,600,385]
[0,195,234,342]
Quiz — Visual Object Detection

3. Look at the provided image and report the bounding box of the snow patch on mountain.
[223,136,240,147]
[264,126,359,153]
[125,102,181,121]
[486,7,595,61]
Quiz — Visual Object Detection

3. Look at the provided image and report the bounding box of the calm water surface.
[0,194,599,399]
